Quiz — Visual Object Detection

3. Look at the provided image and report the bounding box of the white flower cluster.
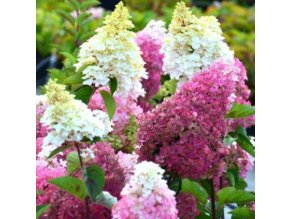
[41,80,112,147]
[74,2,147,100]
[81,148,96,161]
[162,2,233,83]
[139,20,167,42]
[121,161,168,198]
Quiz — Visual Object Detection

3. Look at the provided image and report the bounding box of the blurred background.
[36,0,255,104]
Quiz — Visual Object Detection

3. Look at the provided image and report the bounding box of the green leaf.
[66,0,80,10]
[36,204,51,219]
[100,90,116,120]
[229,207,255,219]
[217,187,255,205]
[75,86,94,104]
[109,77,118,95]
[49,176,87,200]
[236,134,255,157]
[59,52,76,64]
[48,68,67,83]
[79,31,95,41]
[217,187,236,205]
[83,164,105,201]
[95,191,117,209]
[181,178,209,204]
[80,0,99,10]
[195,212,211,219]
[76,12,91,25]
[67,151,81,175]
[56,9,75,25]
[64,73,83,85]
[227,171,236,187]
[235,126,255,157]
[226,103,255,119]
[235,177,248,190]
[47,145,71,159]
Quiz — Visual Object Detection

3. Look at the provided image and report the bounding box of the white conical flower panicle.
[41,80,113,147]
[74,2,148,100]
[162,1,234,84]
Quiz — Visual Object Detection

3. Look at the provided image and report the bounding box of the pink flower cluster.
[228,59,255,130]
[176,192,199,219]
[112,161,178,219]
[225,142,254,178]
[137,59,248,179]
[136,20,167,111]
[117,151,139,183]
[36,162,66,206]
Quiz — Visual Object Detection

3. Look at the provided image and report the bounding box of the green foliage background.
[36,0,255,102]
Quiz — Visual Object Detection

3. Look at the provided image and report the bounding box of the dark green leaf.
[83,164,105,201]
[169,176,181,192]
[49,176,87,200]
[199,179,212,196]
[56,9,75,25]
[226,167,239,187]
[67,151,81,175]
[235,177,248,190]
[47,145,71,159]
[195,212,211,219]
[36,204,51,219]
[226,103,255,119]
[75,86,94,104]
[95,191,117,209]
[181,178,209,204]
[109,77,118,95]
[100,90,116,120]
[230,126,255,157]
[217,187,255,205]
[229,207,255,219]
[236,134,255,157]
[80,0,99,10]
[227,171,236,187]
[64,73,83,85]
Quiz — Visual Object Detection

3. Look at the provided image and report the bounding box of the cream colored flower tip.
[162,1,234,83]
[102,1,134,34]
[44,79,74,105]
[74,1,147,100]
